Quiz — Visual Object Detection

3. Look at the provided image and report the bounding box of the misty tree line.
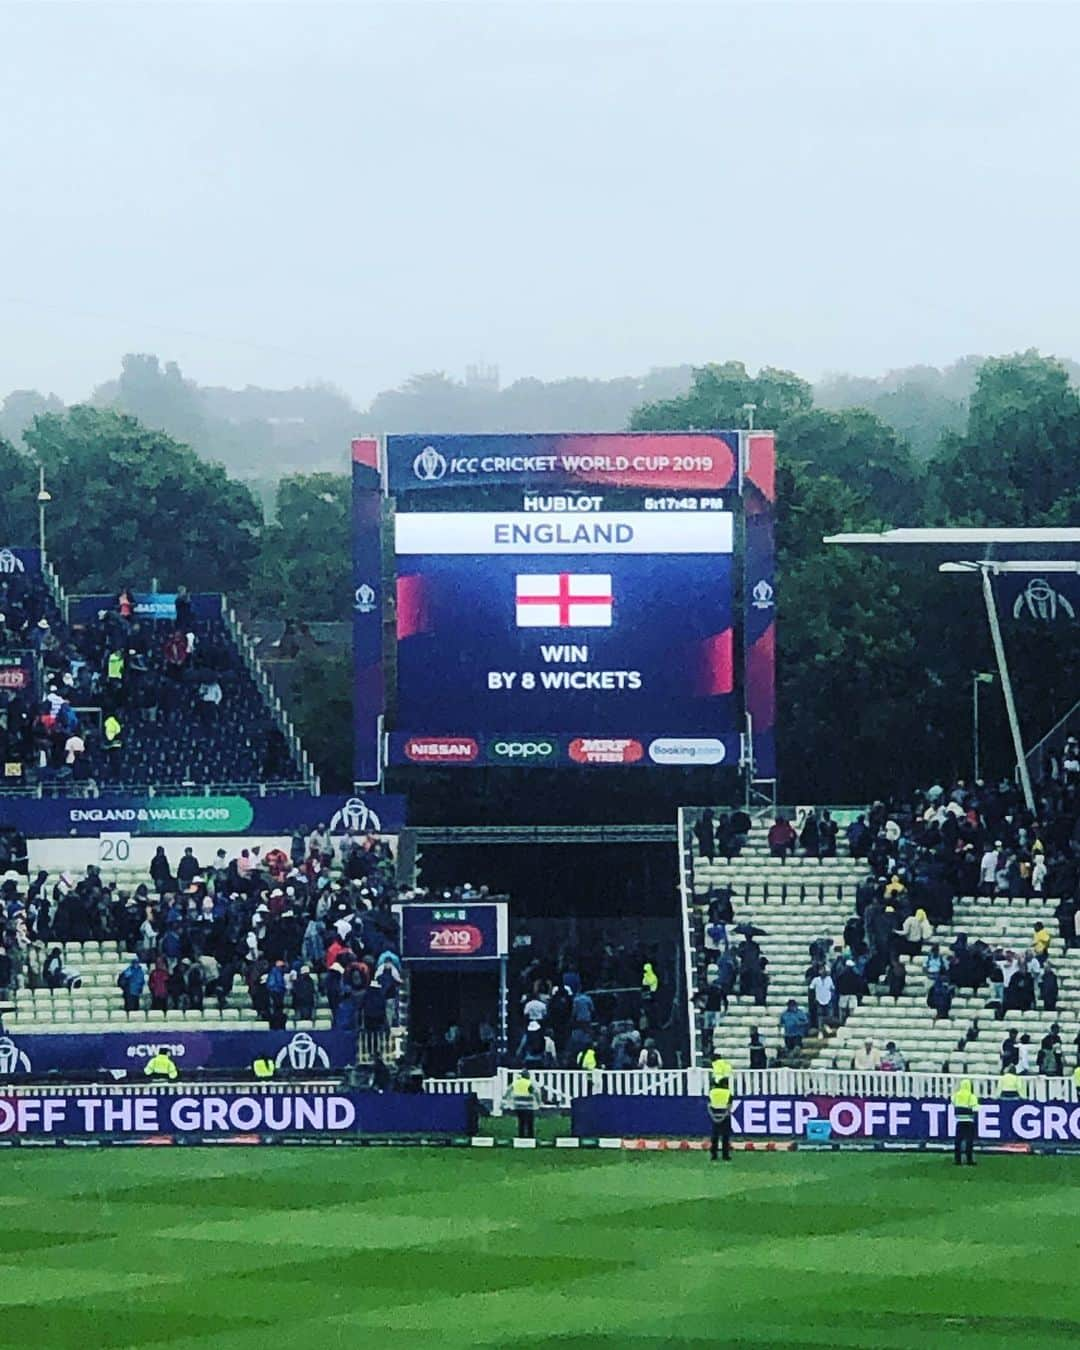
[0,351,1077,806]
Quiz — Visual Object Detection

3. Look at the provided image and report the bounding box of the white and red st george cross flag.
[515,573,613,628]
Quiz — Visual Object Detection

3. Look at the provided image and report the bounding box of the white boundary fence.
[422,1066,1080,1115]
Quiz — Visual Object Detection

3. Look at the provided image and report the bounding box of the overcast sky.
[2,1,1078,404]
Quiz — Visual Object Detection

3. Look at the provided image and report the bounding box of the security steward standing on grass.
[144,1049,179,1081]
[708,1076,734,1162]
[253,1055,276,1080]
[504,1068,541,1139]
[951,1078,979,1166]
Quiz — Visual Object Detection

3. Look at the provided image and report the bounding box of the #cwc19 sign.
[394,901,509,966]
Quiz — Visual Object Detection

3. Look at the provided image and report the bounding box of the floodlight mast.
[967,562,1034,812]
[823,528,1080,815]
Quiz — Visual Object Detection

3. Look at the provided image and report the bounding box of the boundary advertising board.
[0,1089,473,1138]
[572,1094,1080,1144]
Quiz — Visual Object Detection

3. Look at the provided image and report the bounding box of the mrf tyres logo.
[568,738,643,765]
[488,739,558,765]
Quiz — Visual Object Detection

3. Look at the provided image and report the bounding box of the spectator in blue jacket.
[332,991,358,1033]
[927,969,954,1020]
[571,989,595,1026]
[117,957,145,1012]
[779,999,809,1054]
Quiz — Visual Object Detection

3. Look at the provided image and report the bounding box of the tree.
[775,461,927,797]
[23,406,261,593]
[630,361,813,432]
[782,408,921,522]
[0,436,36,546]
[935,351,1080,525]
[624,361,934,798]
[93,354,208,453]
[815,359,978,461]
[361,367,696,436]
[250,472,351,619]
[285,649,353,791]
[0,390,65,449]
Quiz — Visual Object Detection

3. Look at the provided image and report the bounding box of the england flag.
[515,573,613,628]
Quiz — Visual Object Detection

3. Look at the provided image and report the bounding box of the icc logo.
[0,549,25,575]
[275,1032,331,1071]
[329,796,382,833]
[1013,578,1075,623]
[751,579,775,610]
[413,445,448,481]
[0,1037,31,1074]
[354,583,376,614]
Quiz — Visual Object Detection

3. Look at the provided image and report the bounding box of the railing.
[222,600,319,794]
[42,556,69,625]
[677,806,704,1062]
[1025,696,1080,783]
[410,824,677,845]
[422,1066,1080,1112]
[0,780,311,799]
[737,1066,1079,1102]
[424,1067,712,1113]
[1,1079,343,1098]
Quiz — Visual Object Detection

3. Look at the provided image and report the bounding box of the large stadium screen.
[389,499,739,769]
[353,431,776,782]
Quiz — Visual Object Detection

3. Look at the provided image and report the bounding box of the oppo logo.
[489,740,557,763]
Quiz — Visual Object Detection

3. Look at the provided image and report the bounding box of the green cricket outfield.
[1,1147,1077,1348]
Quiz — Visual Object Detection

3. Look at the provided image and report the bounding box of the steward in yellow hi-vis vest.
[996,1070,1024,1099]
[253,1057,276,1080]
[708,1078,734,1162]
[711,1057,733,1084]
[951,1079,979,1167]
[503,1069,541,1140]
[144,1050,179,1081]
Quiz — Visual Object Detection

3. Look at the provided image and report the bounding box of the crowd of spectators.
[422,939,672,1078]
[0,826,402,1043]
[0,581,294,785]
[695,773,1080,1074]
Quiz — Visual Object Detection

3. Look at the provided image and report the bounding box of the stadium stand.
[0,569,311,789]
[0,831,406,1059]
[685,779,1080,1076]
